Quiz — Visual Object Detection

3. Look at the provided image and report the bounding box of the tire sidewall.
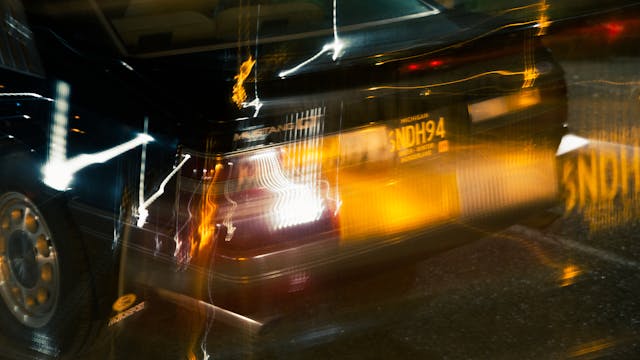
[0,150,95,357]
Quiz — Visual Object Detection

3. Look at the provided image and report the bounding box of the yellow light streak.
[536,1,550,36]
[231,56,256,108]
[560,265,581,287]
[366,70,525,91]
[568,338,616,358]
[374,21,538,66]
[522,66,539,88]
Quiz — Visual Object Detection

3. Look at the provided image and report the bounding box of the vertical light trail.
[222,162,237,242]
[255,108,327,230]
[254,150,324,230]
[243,3,263,118]
[48,81,70,166]
[331,0,343,61]
[42,81,154,191]
[136,154,191,227]
[536,0,550,36]
[138,116,149,211]
[278,0,344,78]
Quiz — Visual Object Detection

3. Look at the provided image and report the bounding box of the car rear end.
[119,1,567,325]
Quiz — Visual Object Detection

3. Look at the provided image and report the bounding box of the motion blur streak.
[560,265,582,287]
[557,134,590,156]
[190,147,221,261]
[536,0,551,36]
[366,70,526,91]
[137,154,192,227]
[561,140,640,233]
[256,151,324,230]
[468,89,541,123]
[278,0,343,78]
[494,226,579,287]
[138,117,149,217]
[522,7,542,89]
[222,162,237,242]
[42,81,155,190]
[232,56,256,108]
[457,146,558,217]
[0,92,50,99]
[568,338,617,358]
[248,107,328,229]
[42,133,153,191]
[374,20,539,66]
[335,141,557,242]
[48,81,70,169]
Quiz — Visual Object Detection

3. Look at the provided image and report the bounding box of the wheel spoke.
[10,207,24,229]
[0,192,60,328]
[22,287,37,309]
[35,234,51,258]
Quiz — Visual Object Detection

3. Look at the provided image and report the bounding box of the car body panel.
[1,0,567,335]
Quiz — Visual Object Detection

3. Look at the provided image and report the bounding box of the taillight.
[178,143,340,254]
[402,58,446,73]
[603,21,625,39]
[222,147,339,249]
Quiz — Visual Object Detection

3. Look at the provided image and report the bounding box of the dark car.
[0,0,567,357]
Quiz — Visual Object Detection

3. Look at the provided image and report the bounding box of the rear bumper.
[120,76,568,328]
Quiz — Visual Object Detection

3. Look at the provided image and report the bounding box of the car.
[0,0,567,357]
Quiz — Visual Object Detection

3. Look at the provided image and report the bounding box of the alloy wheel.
[0,192,60,328]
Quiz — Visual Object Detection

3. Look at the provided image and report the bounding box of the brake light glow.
[404,59,445,72]
[604,22,624,39]
[252,150,325,230]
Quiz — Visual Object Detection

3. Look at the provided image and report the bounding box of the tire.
[0,150,95,357]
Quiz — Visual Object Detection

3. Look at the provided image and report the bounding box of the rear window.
[105,0,439,55]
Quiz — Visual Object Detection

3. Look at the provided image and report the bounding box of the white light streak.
[247,4,262,118]
[120,60,134,71]
[136,154,191,227]
[254,150,324,230]
[242,97,263,118]
[278,0,344,78]
[0,92,52,100]
[42,133,154,191]
[223,162,238,242]
[48,82,70,165]
[137,117,149,226]
[556,134,590,156]
[138,117,149,211]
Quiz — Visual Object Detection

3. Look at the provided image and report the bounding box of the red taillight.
[603,21,624,39]
[403,59,445,72]
[428,59,444,68]
[179,146,340,252]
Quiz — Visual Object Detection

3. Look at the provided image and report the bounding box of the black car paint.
[1,0,567,354]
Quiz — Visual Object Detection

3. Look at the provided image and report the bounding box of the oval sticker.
[112,293,137,312]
